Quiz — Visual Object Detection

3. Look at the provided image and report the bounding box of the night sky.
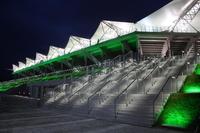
[0,0,171,81]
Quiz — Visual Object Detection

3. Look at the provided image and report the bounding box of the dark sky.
[0,0,171,81]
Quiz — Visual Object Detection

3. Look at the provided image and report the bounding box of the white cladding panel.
[136,0,195,31]
[47,46,65,60]
[65,36,90,54]
[12,64,19,72]
[91,20,135,44]
[35,53,47,64]
[18,62,26,70]
[26,58,35,67]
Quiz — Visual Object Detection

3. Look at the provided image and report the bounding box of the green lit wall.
[158,64,200,129]
[194,64,200,75]
[181,73,200,94]
[158,94,200,128]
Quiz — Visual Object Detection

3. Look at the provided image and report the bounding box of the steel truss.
[171,0,200,32]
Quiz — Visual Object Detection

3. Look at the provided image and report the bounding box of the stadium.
[0,0,200,132]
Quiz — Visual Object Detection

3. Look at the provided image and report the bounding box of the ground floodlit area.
[0,108,187,133]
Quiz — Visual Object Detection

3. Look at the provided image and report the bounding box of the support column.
[137,37,142,62]
[168,35,172,58]
[84,55,88,66]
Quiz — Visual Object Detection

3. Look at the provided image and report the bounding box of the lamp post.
[187,62,190,74]
[152,60,155,68]
[137,78,142,93]
[197,53,200,63]
[159,66,162,75]
[171,76,176,92]
[172,56,176,65]
[182,51,185,59]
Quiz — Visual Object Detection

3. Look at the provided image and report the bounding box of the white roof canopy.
[65,36,90,54]
[12,0,200,72]
[26,58,35,67]
[91,20,135,44]
[185,0,200,32]
[18,62,26,70]
[35,52,47,64]
[12,64,19,72]
[47,46,65,60]
[136,0,196,32]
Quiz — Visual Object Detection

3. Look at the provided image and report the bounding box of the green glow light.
[183,85,200,93]
[194,64,200,75]
[159,94,200,128]
[181,74,200,93]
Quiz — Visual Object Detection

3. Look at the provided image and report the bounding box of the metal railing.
[61,54,128,105]
[87,53,137,114]
[113,58,161,118]
[87,80,112,114]
[135,24,197,33]
[152,53,196,123]
[152,77,171,122]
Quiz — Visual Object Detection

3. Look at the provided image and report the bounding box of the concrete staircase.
[0,55,195,132]
[34,54,195,128]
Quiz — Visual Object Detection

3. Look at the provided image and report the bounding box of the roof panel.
[12,64,19,72]
[91,20,135,44]
[136,0,195,32]
[35,53,47,64]
[65,36,90,54]
[47,46,65,60]
[18,62,26,70]
[26,58,35,67]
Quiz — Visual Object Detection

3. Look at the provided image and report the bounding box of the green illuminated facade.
[0,67,103,92]
[0,33,137,92]
[181,74,200,93]
[158,93,200,128]
[14,33,138,75]
[158,64,200,128]
[194,64,200,75]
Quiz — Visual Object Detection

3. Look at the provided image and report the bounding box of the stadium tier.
[0,64,104,92]
[1,0,200,132]
[13,33,138,75]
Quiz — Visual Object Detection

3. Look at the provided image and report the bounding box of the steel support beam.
[171,0,200,32]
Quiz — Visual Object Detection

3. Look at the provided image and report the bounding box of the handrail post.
[87,97,90,114]
[114,99,117,119]
[153,100,155,123]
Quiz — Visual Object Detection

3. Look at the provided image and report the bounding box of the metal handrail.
[46,58,127,104]
[114,59,160,118]
[67,81,90,104]
[152,77,171,121]
[87,57,137,113]
[66,63,110,98]
[152,57,184,121]
[87,80,112,114]
[152,54,195,122]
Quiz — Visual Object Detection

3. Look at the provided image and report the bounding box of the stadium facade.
[0,0,200,132]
